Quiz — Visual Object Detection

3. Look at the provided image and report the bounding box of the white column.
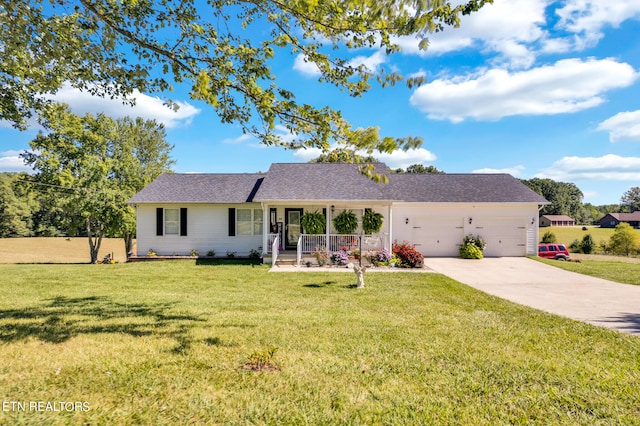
[326,204,331,251]
[387,203,393,251]
[262,203,269,255]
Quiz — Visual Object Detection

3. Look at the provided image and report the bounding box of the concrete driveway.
[426,257,640,337]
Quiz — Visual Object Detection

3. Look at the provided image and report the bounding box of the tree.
[309,148,379,164]
[521,178,584,221]
[2,0,491,160]
[621,187,640,213]
[21,104,174,263]
[110,117,175,254]
[0,173,35,237]
[608,223,640,256]
[393,164,445,174]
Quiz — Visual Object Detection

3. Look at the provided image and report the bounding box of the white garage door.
[473,218,526,257]
[412,217,464,257]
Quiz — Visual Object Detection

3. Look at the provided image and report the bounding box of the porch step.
[275,253,299,266]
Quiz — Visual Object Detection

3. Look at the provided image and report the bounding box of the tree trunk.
[86,218,103,264]
[123,232,134,257]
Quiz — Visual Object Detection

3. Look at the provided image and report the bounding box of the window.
[165,208,179,235]
[237,208,263,236]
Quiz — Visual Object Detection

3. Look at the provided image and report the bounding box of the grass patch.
[533,256,640,286]
[0,261,639,424]
[0,237,129,264]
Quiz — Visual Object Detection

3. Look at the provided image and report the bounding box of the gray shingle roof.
[387,173,549,203]
[129,163,549,204]
[254,163,393,201]
[128,173,266,203]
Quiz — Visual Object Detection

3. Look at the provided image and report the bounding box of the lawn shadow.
[303,281,337,288]
[599,312,640,336]
[0,296,205,349]
[195,258,263,267]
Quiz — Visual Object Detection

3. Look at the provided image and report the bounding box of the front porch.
[260,202,392,266]
[264,233,385,267]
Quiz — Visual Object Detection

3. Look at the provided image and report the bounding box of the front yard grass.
[1,261,639,424]
[534,256,640,286]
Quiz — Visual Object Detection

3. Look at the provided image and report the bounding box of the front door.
[285,208,303,249]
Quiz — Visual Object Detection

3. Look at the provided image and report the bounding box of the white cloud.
[597,110,640,142]
[348,51,387,74]
[222,134,253,145]
[51,85,200,128]
[472,165,525,176]
[223,125,298,148]
[293,54,322,77]
[537,154,640,181]
[392,0,548,68]
[292,146,437,169]
[0,150,30,172]
[293,51,386,78]
[555,0,640,48]
[409,58,638,122]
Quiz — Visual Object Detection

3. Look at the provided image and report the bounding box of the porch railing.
[271,235,279,267]
[298,234,382,254]
[267,233,279,253]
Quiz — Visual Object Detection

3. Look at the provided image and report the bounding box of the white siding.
[135,203,262,256]
[392,203,539,257]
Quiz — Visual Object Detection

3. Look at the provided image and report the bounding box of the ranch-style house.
[128,162,548,263]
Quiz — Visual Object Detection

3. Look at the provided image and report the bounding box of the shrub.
[369,248,392,266]
[248,248,261,259]
[569,239,581,253]
[226,251,236,258]
[459,244,483,259]
[459,234,486,259]
[190,249,199,257]
[206,250,215,257]
[392,241,424,268]
[147,248,157,257]
[609,223,640,256]
[313,246,330,266]
[541,231,557,243]
[330,250,349,266]
[580,234,595,254]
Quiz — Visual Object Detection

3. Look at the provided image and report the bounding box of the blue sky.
[1,0,639,206]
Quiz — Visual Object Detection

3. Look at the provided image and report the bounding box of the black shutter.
[180,208,188,236]
[228,208,236,236]
[156,208,163,236]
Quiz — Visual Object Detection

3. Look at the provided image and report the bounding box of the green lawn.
[1,261,639,425]
[533,256,640,286]
[539,226,617,247]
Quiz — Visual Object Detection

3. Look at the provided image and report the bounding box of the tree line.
[519,178,640,225]
[1,105,174,263]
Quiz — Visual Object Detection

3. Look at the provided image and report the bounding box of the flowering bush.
[392,241,424,268]
[330,250,349,266]
[369,248,392,266]
[313,246,330,266]
[459,234,486,259]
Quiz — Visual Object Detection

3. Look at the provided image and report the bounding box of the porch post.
[326,204,331,252]
[387,203,393,251]
[262,203,269,255]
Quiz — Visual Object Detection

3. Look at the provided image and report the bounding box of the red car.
[538,244,570,261]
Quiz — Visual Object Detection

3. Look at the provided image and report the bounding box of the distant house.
[540,215,575,227]
[128,162,548,261]
[599,211,640,229]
